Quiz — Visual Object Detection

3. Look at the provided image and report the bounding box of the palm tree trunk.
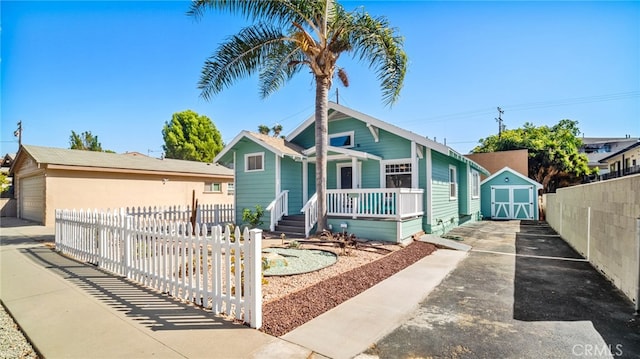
[315,75,330,233]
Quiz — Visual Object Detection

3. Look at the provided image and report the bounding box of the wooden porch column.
[302,159,308,204]
[411,141,419,189]
[352,156,358,189]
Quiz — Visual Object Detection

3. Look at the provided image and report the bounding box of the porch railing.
[327,188,424,220]
[266,190,289,231]
[301,193,318,238]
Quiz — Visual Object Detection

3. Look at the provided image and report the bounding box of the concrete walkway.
[0,217,465,359]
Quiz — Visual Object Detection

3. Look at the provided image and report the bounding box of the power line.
[402,91,640,125]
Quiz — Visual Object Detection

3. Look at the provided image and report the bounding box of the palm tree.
[189,0,407,233]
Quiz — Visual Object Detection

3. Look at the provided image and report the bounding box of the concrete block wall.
[545,174,640,305]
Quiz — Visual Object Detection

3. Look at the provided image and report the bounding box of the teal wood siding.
[234,141,277,230]
[400,217,423,241]
[361,160,381,188]
[327,218,397,242]
[307,162,316,199]
[429,151,459,233]
[290,117,412,161]
[281,157,303,212]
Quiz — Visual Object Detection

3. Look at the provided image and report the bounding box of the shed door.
[20,175,45,223]
[491,185,534,220]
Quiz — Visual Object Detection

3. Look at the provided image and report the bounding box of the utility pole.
[14,121,22,147]
[336,88,339,104]
[495,107,505,138]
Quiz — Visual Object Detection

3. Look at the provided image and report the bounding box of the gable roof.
[481,166,542,189]
[214,131,305,163]
[287,102,451,155]
[214,102,488,174]
[12,145,233,177]
[598,140,640,163]
[286,102,488,174]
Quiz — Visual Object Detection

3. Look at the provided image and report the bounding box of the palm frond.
[344,11,407,106]
[198,23,290,100]
[259,42,307,98]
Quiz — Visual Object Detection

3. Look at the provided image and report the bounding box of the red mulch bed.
[260,241,437,337]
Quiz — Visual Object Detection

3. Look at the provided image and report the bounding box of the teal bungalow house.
[215,102,488,242]
[480,166,542,220]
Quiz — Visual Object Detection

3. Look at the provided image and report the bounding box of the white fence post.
[247,228,263,329]
[123,214,132,279]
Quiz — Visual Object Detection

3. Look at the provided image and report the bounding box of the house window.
[245,152,264,172]
[205,182,222,193]
[385,162,412,188]
[329,131,354,148]
[449,165,457,200]
[227,183,235,195]
[471,170,480,198]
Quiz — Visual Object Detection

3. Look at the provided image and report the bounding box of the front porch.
[269,188,424,242]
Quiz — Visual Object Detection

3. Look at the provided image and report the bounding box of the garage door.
[490,185,534,220]
[20,175,45,223]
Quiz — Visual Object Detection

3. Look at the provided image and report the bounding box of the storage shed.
[480,166,542,220]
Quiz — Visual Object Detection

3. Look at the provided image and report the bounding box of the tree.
[189,0,407,232]
[162,110,224,162]
[0,173,10,194]
[272,124,283,137]
[258,125,271,135]
[69,131,105,151]
[473,119,592,193]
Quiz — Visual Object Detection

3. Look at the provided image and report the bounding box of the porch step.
[274,215,307,239]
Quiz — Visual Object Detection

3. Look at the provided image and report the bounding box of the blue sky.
[2,1,639,157]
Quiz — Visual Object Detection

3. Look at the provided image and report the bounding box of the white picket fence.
[54,208,262,329]
[126,204,234,227]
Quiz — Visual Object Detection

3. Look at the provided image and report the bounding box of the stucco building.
[10,145,234,226]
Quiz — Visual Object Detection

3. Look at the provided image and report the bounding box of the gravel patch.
[261,241,437,337]
[0,303,39,359]
[263,248,338,276]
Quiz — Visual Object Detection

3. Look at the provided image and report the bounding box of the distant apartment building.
[579,136,638,174]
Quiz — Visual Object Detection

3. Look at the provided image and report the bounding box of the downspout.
[426,148,432,227]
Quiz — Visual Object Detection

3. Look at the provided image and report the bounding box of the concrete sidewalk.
[1,217,465,359]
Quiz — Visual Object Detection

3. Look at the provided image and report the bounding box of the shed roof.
[481,166,542,189]
[13,145,233,177]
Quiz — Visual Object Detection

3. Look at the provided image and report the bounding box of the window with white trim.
[471,170,480,198]
[329,131,354,148]
[245,152,264,172]
[205,182,222,193]
[449,165,457,199]
[227,183,235,195]
[385,162,412,188]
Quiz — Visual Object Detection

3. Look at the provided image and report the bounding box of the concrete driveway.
[363,220,640,358]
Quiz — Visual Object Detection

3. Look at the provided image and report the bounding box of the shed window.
[245,152,264,172]
[449,165,457,200]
